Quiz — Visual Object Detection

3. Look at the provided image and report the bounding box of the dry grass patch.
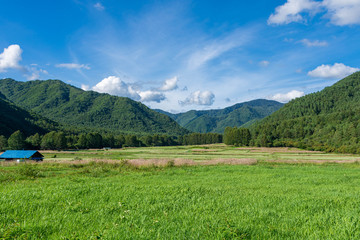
[239,147,321,153]
[41,158,258,167]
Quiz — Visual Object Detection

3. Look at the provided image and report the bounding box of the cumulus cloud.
[139,91,166,103]
[179,90,215,106]
[159,76,178,91]
[269,90,305,103]
[94,2,105,11]
[268,0,321,25]
[90,76,169,103]
[26,68,48,80]
[299,39,328,47]
[268,0,360,25]
[92,76,140,100]
[55,63,90,70]
[308,63,360,79]
[259,60,270,67]
[0,44,23,72]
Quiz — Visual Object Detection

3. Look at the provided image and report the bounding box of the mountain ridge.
[251,71,360,153]
[0,95,58,137]
[0,78,189,136]
[156,99,283,133]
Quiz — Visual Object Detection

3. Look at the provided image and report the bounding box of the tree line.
[0,130,223,151]
[223,127,251,146]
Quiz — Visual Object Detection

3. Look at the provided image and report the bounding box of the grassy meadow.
[40,144,360,163]
[2,145,360,239]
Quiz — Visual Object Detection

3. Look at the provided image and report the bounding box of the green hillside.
[159,99,283,133]
[0,78,188,135]
[252,72,360,153]
[0,96,58,137]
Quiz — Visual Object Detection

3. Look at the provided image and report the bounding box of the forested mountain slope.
[0,78,188,135]
[252,72,360,153]
[158,99,283,133]
[0,96,58,137]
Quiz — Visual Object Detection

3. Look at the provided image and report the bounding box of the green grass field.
[2,145,360,239]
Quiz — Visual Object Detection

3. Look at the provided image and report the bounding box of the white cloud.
[268,0,321,25]
[94,2,105,11]
[27,72,39,81]
[139,91,166,103]
[308,63,360,79]
[26,67,48,80]
[179,90,215,106]
[55,63,90,70]
[324,0,360,25]
[159,76,178,91]
[299,39,328,47]
[269,90,305,103]
[259,60,270,67]
[0,44,23,72]
[187,29,252,69]
[81,84,90,91]
[91,76,168,103]
[268,0,360,25]
[92,76,140,100]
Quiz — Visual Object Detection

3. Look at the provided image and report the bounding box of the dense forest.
[0,130,222,151]
[0,96,58,137]
[0,78,188,136]
[158,99,283,133]
[251,71,360,153]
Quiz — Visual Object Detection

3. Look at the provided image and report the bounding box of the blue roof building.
[0,150,44,161]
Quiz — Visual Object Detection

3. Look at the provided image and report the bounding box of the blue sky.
[1,0,360,112]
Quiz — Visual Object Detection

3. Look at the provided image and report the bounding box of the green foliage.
[40,131,57,150]
[179,133,222,145]
[139,134,177,147]
[160,99,283,133]
[25,133,41,149]
[3,129,222,150]
[0,96,57,138]
[0,135,7,150]
[224,127,251,146]
[18,164,43,179]
[252,72,360,153]
[0,78,188,135]
[7,130,25,150]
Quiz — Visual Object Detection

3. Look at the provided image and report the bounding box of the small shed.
[0,150,44,162]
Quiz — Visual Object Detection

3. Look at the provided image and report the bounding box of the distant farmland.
[39,144,360,164]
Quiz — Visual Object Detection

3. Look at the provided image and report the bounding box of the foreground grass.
[1,161,360,239]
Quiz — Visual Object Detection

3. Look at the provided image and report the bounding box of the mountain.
[0,96,58,137]
[0,78,189,135]
[252,72,360,153]
[157,99,283,133]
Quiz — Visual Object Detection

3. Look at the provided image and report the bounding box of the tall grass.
[1,162,360,239]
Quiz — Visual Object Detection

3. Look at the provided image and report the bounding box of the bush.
[18,164,43,179]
